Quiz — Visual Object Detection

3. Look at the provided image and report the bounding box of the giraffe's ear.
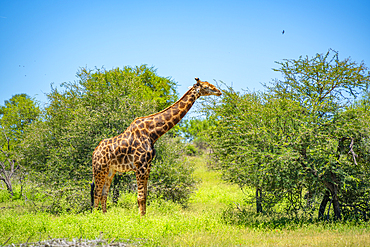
[195,78,201,86]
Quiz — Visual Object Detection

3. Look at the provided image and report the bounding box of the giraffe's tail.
[90,180,95,210]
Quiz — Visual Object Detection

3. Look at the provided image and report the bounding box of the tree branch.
[1,125,10,151]
[348,138,358,166]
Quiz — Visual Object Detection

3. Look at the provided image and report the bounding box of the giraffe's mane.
[135,85,195,121]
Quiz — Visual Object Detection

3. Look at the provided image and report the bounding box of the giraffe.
[91,78,222,216]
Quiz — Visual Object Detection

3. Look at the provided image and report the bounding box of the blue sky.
[1,0,369,110]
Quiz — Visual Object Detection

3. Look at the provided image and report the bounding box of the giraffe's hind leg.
[93,177,104,210]
[100,168,116,213]
[92,166,108,211]
[92,155,104,211]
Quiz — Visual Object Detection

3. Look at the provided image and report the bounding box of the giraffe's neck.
[138,86,199,142]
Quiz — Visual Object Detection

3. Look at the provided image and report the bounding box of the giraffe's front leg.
[136,171,150,216]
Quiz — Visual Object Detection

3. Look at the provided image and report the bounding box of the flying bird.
[282,30,285,34]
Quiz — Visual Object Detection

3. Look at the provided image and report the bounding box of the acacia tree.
[267,50,370,220]
[204,50,370,220]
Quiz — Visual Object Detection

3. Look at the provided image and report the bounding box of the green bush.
[149,137,198,207]
[43,183,91,215]
[0,189,11,203]
[185,144,197,156]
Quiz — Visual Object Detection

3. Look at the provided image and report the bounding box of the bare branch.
[233,201,243,212]
[2,236,11,246]
[348,138,358,166]
[1,125,10,151]
[0,146,9,157]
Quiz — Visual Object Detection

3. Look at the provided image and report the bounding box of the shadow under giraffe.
[91,78,222,216]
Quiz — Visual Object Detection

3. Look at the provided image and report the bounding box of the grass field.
[1,156,369,246]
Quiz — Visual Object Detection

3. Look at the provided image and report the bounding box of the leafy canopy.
[0,94,41,146]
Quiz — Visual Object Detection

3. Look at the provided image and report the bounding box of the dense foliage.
[203,50,370,220]
[146,136,197,206]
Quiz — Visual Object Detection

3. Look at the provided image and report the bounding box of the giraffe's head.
[194,78,222,96]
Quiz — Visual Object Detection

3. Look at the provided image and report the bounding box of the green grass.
[1,155,370,246]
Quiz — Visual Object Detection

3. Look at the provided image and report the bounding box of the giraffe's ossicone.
[91,78,222,216]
